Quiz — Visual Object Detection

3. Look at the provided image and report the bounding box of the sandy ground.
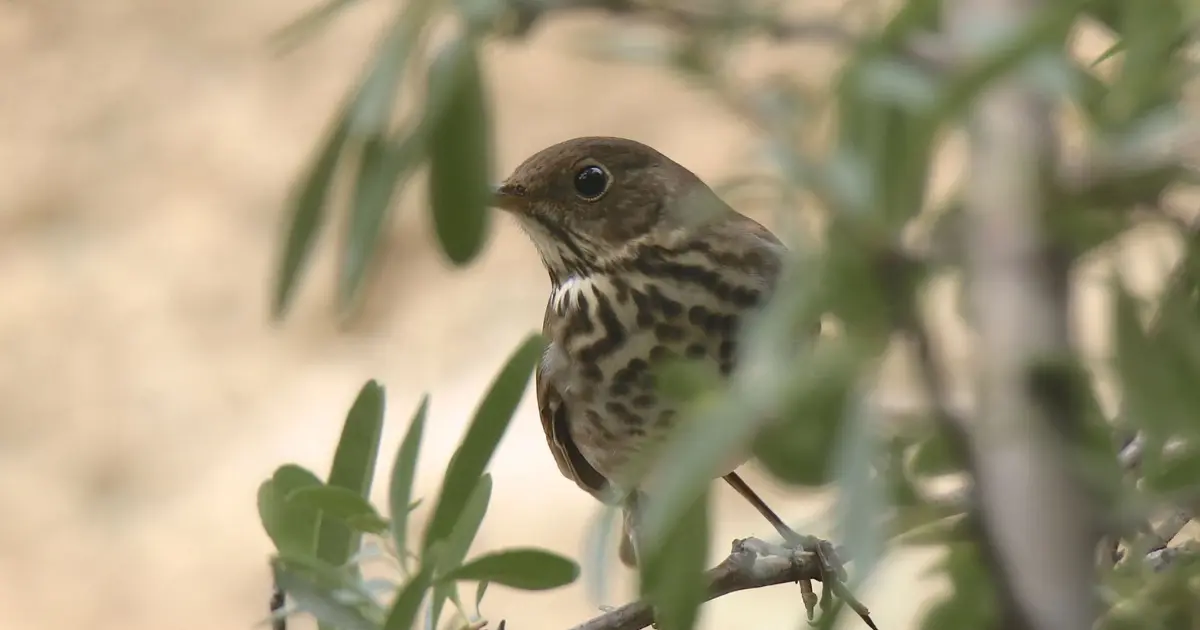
[0,2,1186,630]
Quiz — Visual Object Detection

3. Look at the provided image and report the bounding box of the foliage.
[261,0,1200,629]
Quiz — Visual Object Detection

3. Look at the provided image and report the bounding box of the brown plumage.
[493,136,798,568]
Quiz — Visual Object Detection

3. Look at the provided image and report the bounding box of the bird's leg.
[618,490,644,569]
[723,473,876,628]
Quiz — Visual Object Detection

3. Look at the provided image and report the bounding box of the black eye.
[573,165,609,200]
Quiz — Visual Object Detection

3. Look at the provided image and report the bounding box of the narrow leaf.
[383,563,435,630]
[339,132,423,310]
[429,474,494,629]
[318,381,387,572]
[258,465,324,555]
[443,549,580,591]
[389,395,430,571]
[421,334,545,552]
[474,580,489,612]
[425,38,493,265]
[831,389,886,590]
[271,560,377,630]
[639,490,709,630]
[271,105,353,319]
[287,485,389,535]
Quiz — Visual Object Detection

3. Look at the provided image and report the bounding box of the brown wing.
[536,300,614,503]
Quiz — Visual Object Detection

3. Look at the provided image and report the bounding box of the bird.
[492,136,811,567]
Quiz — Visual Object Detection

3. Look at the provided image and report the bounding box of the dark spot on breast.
[649,345,674,362]
[655,323,685,342]
[631,394,657,409]
[685,343,707,359]
[611,276,631,305]
[719,340,736,362]
[688,305,711,327]
[648,286,683,319]
[656,409,677,427]
[606,401,629,416]
[630,289,654,328]
[610,381,631,396]
[582,364,604,382]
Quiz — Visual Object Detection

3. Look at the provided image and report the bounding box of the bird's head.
[492,136,731,282]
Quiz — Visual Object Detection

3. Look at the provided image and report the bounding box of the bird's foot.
[772,528,878,630]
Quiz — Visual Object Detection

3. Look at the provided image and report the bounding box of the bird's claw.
[782,534,879,630]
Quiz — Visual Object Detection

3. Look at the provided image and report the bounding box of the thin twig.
[564,537,826,630]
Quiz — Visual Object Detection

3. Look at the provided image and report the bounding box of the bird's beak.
[491,182,525,213]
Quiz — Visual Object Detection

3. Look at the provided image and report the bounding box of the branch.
[947,1,1098,630]
[565,537,823,630]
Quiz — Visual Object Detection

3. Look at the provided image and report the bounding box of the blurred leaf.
[384,562,435,630]
[751,341,860,486]
[581,505,620,606]
[1143,448,1200,494]
[919,544,999,629]
[933,2,1079,121]
[288,486,390,535]
[1091,40,1126,67]
[349,1,434,138]
[390,395,430,573]
[318,381,387,574]
[271,0,364,51]
[640,257,824,546]
[831,388,887,590]
[339,125,425,311]
[1112,278,1195,450]
[1106,0,1185,127]
[639,489,709,630]
[474,580,489,613]
[443,548,581,591]
[429,474,494,630]
[892,511,971,547]
[271,105,352,320]
[259,465,324,556]
[910,430,963,477]
[272,558,378,630]
[421,334,545,553]
[425,37,494,265]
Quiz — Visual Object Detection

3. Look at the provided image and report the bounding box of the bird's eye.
[573,165,610,201]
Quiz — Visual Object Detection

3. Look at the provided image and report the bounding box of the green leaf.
[474,579,489,613]
[919,544,999,629]
[270,0,365,52]
[428,474,494,630]
[831,391,886,591]
[389,395,430,573]
[442,549,580,591]
[638,258,825,548]
[1143,448,1200,494]
[910,430,962,477]
[271,559,378,630]
[751,342,859,487]
[287,485,389,535]
[425,37,493,265]
[581,504,620,606]
[421,334,544,553]
[639,489,709,630]
[383,562,435,630]
[339,131,424,311]
[271,104,353,320]
[438,473,493,572]
[318,381,387,573]
[258,465,324,555]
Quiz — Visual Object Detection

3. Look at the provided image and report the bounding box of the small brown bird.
[493,136,803,567]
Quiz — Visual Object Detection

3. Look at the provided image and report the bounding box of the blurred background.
[0,1,1185,629]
